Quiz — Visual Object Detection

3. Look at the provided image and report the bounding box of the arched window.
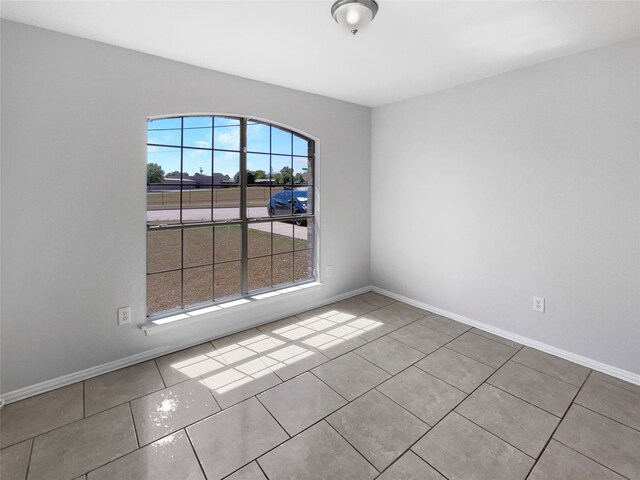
[146,115,315,318]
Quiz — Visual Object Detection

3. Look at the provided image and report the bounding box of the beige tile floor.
[1,292,639,480]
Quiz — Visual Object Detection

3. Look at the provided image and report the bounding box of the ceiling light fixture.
[331,0,379,36]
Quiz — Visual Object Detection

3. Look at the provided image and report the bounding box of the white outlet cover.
[533,296,545,313]
[118,306,132,325]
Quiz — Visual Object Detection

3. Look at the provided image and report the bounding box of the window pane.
[214,261,241,300]
[247,185,271,218]
[293,134,309,157]
[212,186,240,221]
[271,126,292,155]
[184,266,213,307]
[247,121,269,153]
[182,188,212,223]
[273,253,293,286]
[148,118,181,146]
[184,227,213,268]
[147,189,181,225]
[147,270,182,316]
[183,148,212,178]
[272,222,294,254]
[293,156,311,186]
[247,153,271,217]
[249,256,271,292]
[247,153,270,179]
[214,151,239,185]
[294,250,314,282]
[183,116,213,149]
[271,155,293,189]
[147,229,181,273]
[214,117,240,151]
[273,189,295,216]
[213,150,240,220]
[148,146,181,183]
[214,225,241,262]
[295,217,314,251]
[248,224,271,258]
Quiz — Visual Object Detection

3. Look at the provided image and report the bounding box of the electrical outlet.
[533,296,545,313]
[326,265,333,277]
[118,306,132,326]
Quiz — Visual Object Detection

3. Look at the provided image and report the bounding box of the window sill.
[141,281,321,336]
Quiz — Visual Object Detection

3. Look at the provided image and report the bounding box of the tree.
[279,166,292,185]
[254,169,267,180]
[147,163,165,184]
[294,172,305,184]
[165,171,181,178]
[233,171,256,184]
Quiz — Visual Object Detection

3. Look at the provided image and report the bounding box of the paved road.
[147,207,308,240]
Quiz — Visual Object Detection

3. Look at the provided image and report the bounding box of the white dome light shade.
[331,0,379,35]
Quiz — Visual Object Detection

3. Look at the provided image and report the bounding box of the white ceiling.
[2,1,639,107]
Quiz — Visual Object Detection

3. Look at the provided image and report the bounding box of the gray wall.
[372,38,640,374]
[0,21,371,394]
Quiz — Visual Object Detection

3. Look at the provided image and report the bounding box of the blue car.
[268,189,308,225]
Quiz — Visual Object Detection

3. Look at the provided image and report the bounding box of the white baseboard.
[371,286,640,387]
[0,285,372,405]
[5,284,637,405]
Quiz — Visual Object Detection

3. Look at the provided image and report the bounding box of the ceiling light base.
[331,0,379,36]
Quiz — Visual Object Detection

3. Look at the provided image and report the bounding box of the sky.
[147,116,310,179]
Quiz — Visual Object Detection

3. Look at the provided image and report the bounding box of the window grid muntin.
[147,115,315,318]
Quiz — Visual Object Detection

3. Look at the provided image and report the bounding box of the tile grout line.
[254,395,292,439]
[412,345,494,394]
[153,358,168,389]
[127,402,140,449]
[372,385,435,428]
[309,339,480,475]
[397,342,524,478]
[351,327,481,396]
[570,402,640,433]
[490,356,583,387]
[453,410,536,460]
[440,344,506,370]
[323,420,382,474]
[586,374,640,396]
[23,438,35,480]
[485,382,565,418]
[254,458,272,480]
[469,329,523,349]
[218,344,394,480]
[589,372,640,395]
[45,413,145,478]
[184,428,209,480]
[510,357,587,388]
[308,370,350,402]
[550,438,633,480]
[523,366,591,479]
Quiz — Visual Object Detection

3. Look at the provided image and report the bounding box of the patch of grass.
[147,225,312,316]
